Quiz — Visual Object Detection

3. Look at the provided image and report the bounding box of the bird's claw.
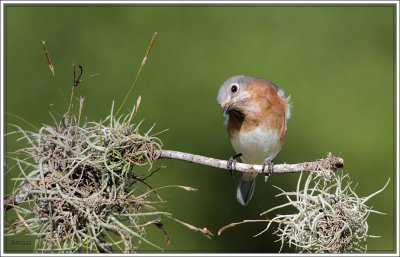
[227,153,242,177]
[263,158,274,182]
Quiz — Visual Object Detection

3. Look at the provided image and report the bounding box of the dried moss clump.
[260,171,389,253]
[5,101,177,253]
[218,170,388,253]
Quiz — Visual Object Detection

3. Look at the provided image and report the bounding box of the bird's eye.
[231,84,239,93]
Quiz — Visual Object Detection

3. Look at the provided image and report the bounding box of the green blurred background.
[4,4,396,253]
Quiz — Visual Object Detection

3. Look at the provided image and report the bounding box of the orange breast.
[227,81,288,145]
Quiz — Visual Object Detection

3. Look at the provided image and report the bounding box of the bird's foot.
[227,153,242,177]
[262,158,274,182]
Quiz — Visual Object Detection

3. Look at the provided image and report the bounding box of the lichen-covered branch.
[155,150,344,175]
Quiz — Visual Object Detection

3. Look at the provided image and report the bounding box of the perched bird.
[217,75,291,205]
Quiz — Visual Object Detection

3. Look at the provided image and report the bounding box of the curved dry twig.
[155,150,344,175]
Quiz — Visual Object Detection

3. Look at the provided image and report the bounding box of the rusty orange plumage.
[217,75,291,205]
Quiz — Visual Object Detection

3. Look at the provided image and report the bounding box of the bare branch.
[4,150,343,210]
[155,150,344,175]
[4,181,33,210]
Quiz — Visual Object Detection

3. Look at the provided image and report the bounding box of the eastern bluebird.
[217,75,291,205]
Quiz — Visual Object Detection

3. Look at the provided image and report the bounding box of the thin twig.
[155,150,344,175]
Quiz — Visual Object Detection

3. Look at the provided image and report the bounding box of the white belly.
[230,127,282,164]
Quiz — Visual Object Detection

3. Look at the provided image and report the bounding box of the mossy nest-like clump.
[5,100,190,253]
[257,172,388,253]
[219,170,388,253]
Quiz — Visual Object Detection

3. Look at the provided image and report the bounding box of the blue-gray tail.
[236,173,257,205]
